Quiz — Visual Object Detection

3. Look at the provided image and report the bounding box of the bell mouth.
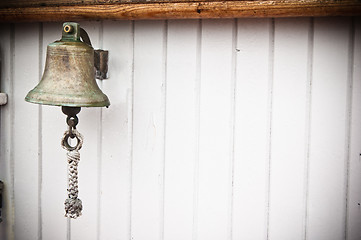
[25,88,110,108]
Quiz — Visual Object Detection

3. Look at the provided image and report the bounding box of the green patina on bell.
[25,22,110,107]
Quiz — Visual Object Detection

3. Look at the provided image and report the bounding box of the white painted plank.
[268,18,310,240]
[163,19,199,240]
[131,20,166,240]
[196,19,234,240]
[347,17,361,240]
[0,23,15,240]
[70,21,102,240]
[99,20,133,240]
[307,17,351,240]
[13,23,40,240]
[41,22,68,240]
[232,18,271,240]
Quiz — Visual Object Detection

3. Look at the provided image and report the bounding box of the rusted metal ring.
[66,116,79,129]
[61,130,83,151]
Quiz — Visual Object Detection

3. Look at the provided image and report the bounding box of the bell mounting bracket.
[63,22,109,80]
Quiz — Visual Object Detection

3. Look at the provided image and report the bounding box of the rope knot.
[64,198,82,219]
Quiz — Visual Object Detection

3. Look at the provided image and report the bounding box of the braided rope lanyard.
[61,128,84,219]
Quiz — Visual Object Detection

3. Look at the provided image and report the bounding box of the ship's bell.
[25,22,110,107]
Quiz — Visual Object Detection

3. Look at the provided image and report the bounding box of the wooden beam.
[0,0,361,22]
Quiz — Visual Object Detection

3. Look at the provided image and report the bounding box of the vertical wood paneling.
[307,17,351,240]
[100,20,133,240]
[268,18,310,240]
[71,21,101,240]
[131,20,166,240]
[0,17,360,240]
[0,23,14,240]
[196,19,234,240]
[40,22,68,240]
[163,19,199,240]
[13,23,40,240]
[232,18,271,240]
[347,17,361,240]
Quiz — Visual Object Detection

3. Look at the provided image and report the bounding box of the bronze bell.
[25,22,110,107]
[24,22,110,219]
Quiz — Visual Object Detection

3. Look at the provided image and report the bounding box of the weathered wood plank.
[163,19,199,240]
[232,18,271,240]
[0,23,14,240]
[131,20,166,240]
[307,17,351,240]
[99,20,133,240]
[347,17,361,240]
[268,18,310,240]
[0,0,361,22]
[196,19,234,240]
[13,23,41,240]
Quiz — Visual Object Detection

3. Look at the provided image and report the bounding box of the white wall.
[0,17,360,240]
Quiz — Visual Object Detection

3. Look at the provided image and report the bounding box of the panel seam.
[303,17,314,240]
[128,20,135,240]
[228,18,238,240]
[344,16,355,240]
[265,18,275,240]
[37,22,43,240]
[9,23,16,240]
[159,19,168,240]
[192,18,202,240]
[96,20,104,240]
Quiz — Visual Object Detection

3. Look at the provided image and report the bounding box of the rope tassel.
[61,129,84,219]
